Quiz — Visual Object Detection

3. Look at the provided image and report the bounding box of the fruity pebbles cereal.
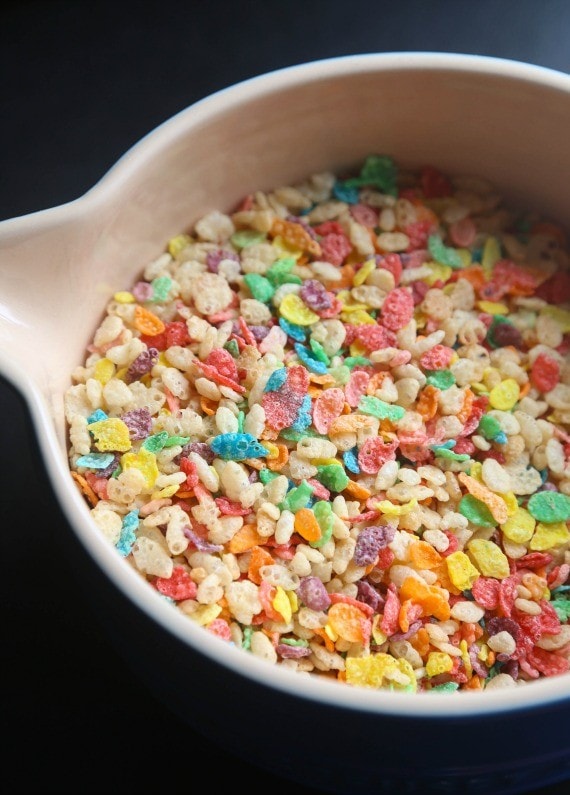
[66,155,570,693]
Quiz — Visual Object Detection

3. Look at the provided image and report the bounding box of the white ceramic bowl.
[1,53,569,794]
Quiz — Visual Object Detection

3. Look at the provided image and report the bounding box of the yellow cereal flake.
[371,614,387,645]
[120,448,159,489]
[272,586,292,623]
[113,291,135,304]
[477,300,509,315]
[324,623,338,642]
[345,654,416,691]
[89,417,131,452]
[445,551,480,591]
[344,310,376,325]
[425,262,452,286]
[489,378,520,411]
[279,293,319,325]
[272,235,303,260]
[529,521,570,551]
[189,604,222,626]
[376,499,418,517]
[539,305,570,333]
[168,233,192,256]
[482,236,501,273]
[93,358,115,385]
[151,484,179,500]
[467,539,510,579]
[499,491,518,517]
[501,507,536,544]
[353,259,376,286]
[459,639,472,679]
[426,652,453,677]
[287,590,299,614]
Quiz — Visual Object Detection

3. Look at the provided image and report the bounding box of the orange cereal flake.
[294,508,321,543]
[133,304,166,336]
[227,524,265,554]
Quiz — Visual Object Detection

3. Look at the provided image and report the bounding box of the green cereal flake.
[428,234,463,269]
[242,626,253,650]
[459,494,498,527]
[237,410,245,433]
[231,229,267,249]
[311,500,334,548]
[281,637,310,647]
[259,468,279,485]
[224,339,240,358]
[328,365,351,385]
[358,395,405,421]
[425,370,456,390]
[430,682,460,692]
[151,276,172,302]
[266,257,302,287]
[243,273,275,303]
[344,356,371,369]
[477,414,502,440]
[317,464,350,493]
[280,480,314,513]
[141,431,169,453]
[280,427,322,441]
[163,435,190,448]
[343,154,398,196]
[309,338,331,365]
[433,447,471,462]
[551,599,570,622]
[527,491,570,523]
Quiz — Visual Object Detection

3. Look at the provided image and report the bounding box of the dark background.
[1,2,570,793]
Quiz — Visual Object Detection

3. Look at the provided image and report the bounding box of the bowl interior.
[1,52,569,718]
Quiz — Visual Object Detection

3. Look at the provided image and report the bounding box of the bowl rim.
[2,51,570,718]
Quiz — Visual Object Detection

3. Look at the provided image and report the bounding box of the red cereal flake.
[526,645,569,676]
[154,566,197,600]
[329,592,375,618]
[420,166,453,198]
[140,331,167,351]
[215,496,252,516]
[419,344,454,371]
[199,362,246,393]
[306,478,331,500]
[350,204,378,228]
[355,324,395,351]
[515,552,553,571]
[471,576,500,609]
[375,547,395,569]
[530,352,560,393]
[165,320,190,347]
[207,618,232,641]
[313,388,345,434]
[262,392,299,431]
[405,220,432,251]
[377,253,403,286]
[205,348,239,381]
[358,437,398,474]
[498,574,519,617]
[179,457,200,489]
[536,270,570,305]
[547,563,570,590]
[316,296,343,318]
[313,221,345,237]
[320,233,352,266]
[345,370,370,407]
[381,288,414,330]
[449,217,476,248]
[453,438,476,456]
[460,396,489,437]
[380,585,400,635]
[537,600,562,636]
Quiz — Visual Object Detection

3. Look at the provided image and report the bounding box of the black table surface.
[2,2,570,793]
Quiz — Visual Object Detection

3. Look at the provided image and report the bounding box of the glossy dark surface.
[2,2,570,793]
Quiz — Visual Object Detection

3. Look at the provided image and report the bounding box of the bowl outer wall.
[0,53,569,783]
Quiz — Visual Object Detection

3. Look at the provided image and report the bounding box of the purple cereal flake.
[177,441,215,464]
[126,347,159,383]
[98,453,121,478]
[249,325,271,341]
[183,527,222,553]
[353,524,396,567]
[539,482,558,492]
[469,644,489,678]
[206,249,240,273]
[486,617,520,641]
[356,580,384,611]
[300,279,332,311]
[492,323,523,349]
[390,620,422,642]
[248,470,259,483]
[276,644,312,659]
[297,576,331,612]
[502,659,519,680]
[121,408,153,440]
[132,281,154,302]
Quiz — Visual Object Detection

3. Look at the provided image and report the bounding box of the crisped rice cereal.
[66,156,570,692]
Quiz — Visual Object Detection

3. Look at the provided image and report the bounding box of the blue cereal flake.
[279,317,306,342]
[210,433,268,460]
[343,447,360,474]
[333,181,360,204]
[87,409,108,424]
[290,394,312,432]
[264,367,288,392]
[116,510,139,557]
[75,452,115,469]
[294,343,328,374]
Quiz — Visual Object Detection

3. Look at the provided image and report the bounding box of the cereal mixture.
[66,156,570,692]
